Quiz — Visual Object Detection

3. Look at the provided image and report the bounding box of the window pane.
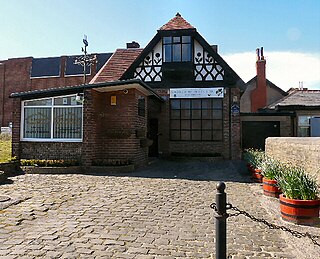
[202,131,212,141]
[173,37,181,43]
[181,131,191,140]
[172,44,181,62]
[212,99,223,109]
[192,99,201,109]
[24,98,52,106]
[54,95,80,106]
[192,120,201,129]
[298,126,310,137]
[171,130,180,140]
[202,99,211,109]
[182,36,191,43]
[202,120,212,129]
[192,131,201,140]
[213,131,223,141]
[202,110,212,119]
[171,110,180,119]
[164,45,172,62]
[171,100,180,109]
[163,37,172,44]
[298,116,310,126]
[192,110,201,119]
[181,99,190,109]
[182,44,191,62]
[212,110,223,119]
[181,120,190,130]
[213,120,223,130]
[24,108,51,138]
[181,110,191,119]
[171,120,180,130]
[53,107,82,139]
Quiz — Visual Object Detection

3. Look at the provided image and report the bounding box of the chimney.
[251,47,267,112]
[126,41,140,49]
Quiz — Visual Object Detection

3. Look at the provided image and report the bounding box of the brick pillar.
[82,89,96,166]
[11,98,21,159]
[230,88,241,159]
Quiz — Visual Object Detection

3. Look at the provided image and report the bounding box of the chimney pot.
[126,41,140,49]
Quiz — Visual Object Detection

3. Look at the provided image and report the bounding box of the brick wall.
[89,88,148,167]
[20,142,82,161]
[265,137,320,184]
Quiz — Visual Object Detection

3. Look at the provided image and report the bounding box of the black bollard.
[215,181,227,259]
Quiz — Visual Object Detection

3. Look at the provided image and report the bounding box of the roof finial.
[176,12,181,17]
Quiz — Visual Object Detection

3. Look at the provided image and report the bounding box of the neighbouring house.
[10,13,246,168]
[240,47,320,149]
[265,89,320,137]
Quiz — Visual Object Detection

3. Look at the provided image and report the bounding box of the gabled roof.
[121,15,245,90]
[267,89,320,110]
[159,13,194,31]
[246,76,288,96]
[90,48,143,84]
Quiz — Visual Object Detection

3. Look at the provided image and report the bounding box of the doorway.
[148,118,158,157]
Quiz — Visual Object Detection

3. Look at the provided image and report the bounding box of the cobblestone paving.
[0,160,319,258]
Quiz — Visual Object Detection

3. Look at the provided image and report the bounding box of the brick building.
[0,53,111,129]
[240,47,320,149]
[10,13,245,167]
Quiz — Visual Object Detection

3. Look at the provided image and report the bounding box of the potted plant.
[244,149,264,183]
[261,157,283,198]
[277,166,320,225]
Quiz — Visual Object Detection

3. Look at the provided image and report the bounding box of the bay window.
[22,94,83,141]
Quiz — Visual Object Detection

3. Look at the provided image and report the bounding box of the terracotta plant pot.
[279,194,320,225]
[262,178,281,198]
[251,168,263,183]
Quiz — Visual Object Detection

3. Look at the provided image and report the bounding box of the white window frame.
[21,94,83,142]
[297,115,320,137]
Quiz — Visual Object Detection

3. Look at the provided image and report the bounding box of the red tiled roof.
[90,48,143,84]
[159,13,194,31]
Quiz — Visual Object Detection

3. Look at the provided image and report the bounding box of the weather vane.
[74,35,97,84]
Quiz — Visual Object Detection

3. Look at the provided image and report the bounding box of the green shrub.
[20,159,80,167]
[277,166,319,200]
[243,149,265,170]
[261,157,284,180]
[92,159,132,166]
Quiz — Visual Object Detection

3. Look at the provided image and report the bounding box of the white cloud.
[222,51,320,91]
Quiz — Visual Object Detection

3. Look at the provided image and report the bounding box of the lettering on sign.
[170,88,224,98]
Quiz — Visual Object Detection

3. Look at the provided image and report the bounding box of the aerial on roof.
[267,89,320,109]
[159,12,195,31]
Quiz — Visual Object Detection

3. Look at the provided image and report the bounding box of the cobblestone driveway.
[0,160,319,258]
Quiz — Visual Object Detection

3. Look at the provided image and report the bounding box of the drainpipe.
[229,88,232,159]
[1,62,5,127]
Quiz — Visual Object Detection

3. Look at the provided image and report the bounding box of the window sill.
[21,138,82,143]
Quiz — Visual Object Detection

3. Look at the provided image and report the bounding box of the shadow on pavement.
[84,159,252,183]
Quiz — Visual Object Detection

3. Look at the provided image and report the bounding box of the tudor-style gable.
[122,13,244,90]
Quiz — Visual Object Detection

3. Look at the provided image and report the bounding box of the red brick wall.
[84,88,148,167]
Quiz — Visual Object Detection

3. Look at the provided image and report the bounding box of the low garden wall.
[265,137,320,184]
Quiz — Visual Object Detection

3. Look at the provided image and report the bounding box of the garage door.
[242,121,280,150]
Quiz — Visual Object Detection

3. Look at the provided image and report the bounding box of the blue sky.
[0,0,319,90]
